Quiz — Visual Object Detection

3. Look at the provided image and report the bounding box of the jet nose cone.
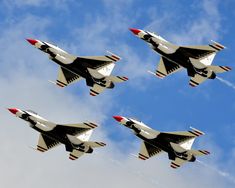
[8,108,19,115]
[26,38,37,45]
[129,28,141,35]
[113,116,123,122]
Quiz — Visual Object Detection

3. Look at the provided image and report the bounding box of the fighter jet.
[129,28,231,87]
[113,116,210,169]
[8,108,106,160]
[26,39,128,96]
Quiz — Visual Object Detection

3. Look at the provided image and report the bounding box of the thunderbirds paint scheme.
[27,39,128,96]
[113,116,209,169]
[130,28,231,87]
[8,108,105,160]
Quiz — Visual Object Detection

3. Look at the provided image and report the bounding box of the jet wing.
[37,134,60,152]
[53,122,98,136]
[54,67,82,88]
[170,157,187,169]
[178,41,225,59]
[189,74,207,87]
[154,56,182,79]
[69,149,84,160]
[90,84,105,96]
[138,141,163,160]
[159,127,204,146]
[74,53,121,69]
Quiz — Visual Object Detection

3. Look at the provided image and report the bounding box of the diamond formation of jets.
[113,116,210,169]
[130,28,231,87]
[6,30,217,168]
[26,39,128,96]
[8,108,106,160]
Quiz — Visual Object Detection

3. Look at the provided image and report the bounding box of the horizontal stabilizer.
[108,75,128,83]
[190,149,210,156]
[69,149,84,160]
[86,141,106,148]
[90,84,105,96]
[171,158,186,169]
[208,65,232,73]
[189,74,207,87]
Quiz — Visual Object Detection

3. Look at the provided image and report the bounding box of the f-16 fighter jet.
[8,108,106,160]
[26,39,128,96]
[113,116,209,169]
[129,28,231,87]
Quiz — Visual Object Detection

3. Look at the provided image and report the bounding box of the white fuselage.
[14,109,56,131]
[117,117,159,140]
[133,29,214,75]
[29,39,117,83]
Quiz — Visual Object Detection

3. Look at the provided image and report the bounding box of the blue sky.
[1,0,235,187]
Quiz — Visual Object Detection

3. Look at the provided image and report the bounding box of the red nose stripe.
[26,38,38,45]
[8,108,19,114]
[129,28,141,35]
[113,116,123,122]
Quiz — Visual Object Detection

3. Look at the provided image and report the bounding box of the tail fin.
[208,65,232,73]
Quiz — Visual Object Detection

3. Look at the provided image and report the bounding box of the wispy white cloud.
[144,0,221,45]
[2,0,74,10]
[0,1,234,188]
[171,0,221,44]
